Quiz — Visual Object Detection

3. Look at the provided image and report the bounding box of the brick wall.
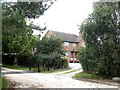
[62,42,77,60]
[77,39,85,48]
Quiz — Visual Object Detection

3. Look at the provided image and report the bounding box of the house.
[44,30,85,62]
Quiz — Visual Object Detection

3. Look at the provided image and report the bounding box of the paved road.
[69,63,82,70]
[59,63,83,77]
[2,68,119,88]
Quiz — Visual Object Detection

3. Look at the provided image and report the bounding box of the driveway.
[69,63,82,70]
[1,68,119,88]
[57,63,83,77]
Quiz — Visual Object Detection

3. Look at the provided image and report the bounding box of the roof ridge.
[49,30,78,37]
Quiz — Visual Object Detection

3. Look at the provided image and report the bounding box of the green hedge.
[2,52,69,72]
[62,57,68,68]
[35,52,68,71]
[77,47,120,77]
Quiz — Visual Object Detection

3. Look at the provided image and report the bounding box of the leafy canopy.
[78,2,120,77]
[2,1,55,55]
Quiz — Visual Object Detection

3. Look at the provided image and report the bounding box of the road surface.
[1,67,119,88]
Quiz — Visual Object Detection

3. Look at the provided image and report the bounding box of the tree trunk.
[47,66,49,71]
[14,56,17,66]
[29,66,31,71]
[38,64,40,72]
[33,64,36,71]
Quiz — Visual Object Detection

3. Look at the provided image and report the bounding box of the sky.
[32,0,94,36]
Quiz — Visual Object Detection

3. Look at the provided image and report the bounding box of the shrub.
[78,2,120,77]
[35,52,68,71]
[33,36,68,72]
[77,47,120,77]
[2,55,14,65]
[62,59,68,69]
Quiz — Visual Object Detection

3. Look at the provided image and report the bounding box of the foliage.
[36,36,63,54]
[78,2,120,77]
[32,37,68,72]
[2,1,55,19]
[2,11,34,55]
[36,52,63,71]
[62,56,68,68]
[2,1,55,65]
[2,36,68,72]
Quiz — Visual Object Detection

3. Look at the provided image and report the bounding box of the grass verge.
[0,77,8,89]
[41,67,71,73]
[2,64,29,70]
[2,64,71,73]
[72,72,111,80]
[72,72,120,86]
[61,70,77,74]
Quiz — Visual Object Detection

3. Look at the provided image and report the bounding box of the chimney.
[79,31,83,40]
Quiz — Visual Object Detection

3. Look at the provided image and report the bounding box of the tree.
[36,36,63,54]
[35,36,64,72]
[2,1,55,65]
[2,1,56,19]
[78,2,120,77]
[2,10,37,65]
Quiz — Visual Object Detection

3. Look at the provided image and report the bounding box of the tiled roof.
[50,30,79,43]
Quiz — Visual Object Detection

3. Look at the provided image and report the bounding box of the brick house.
[44,30,85,62]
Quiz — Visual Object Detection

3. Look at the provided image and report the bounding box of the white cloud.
[33,0,94,36]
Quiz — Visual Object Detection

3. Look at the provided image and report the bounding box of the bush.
[77,2,120,77]
[2,54,33,67]
[62,56,68,68]
[32,36,68,72]
[2,55,14,65]
[17,54,32,66]
[62,59,68,68]
[77,48,97,74]
[77,47,120,77]
[35,52,68,71]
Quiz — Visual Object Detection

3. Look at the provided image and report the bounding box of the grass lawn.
[72,72,111,80]
[2,64,71,73]
[2,64,29,70]
[0,77,8,89]
[42,67,71,73]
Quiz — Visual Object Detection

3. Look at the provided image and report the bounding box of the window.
[64,42,69,46]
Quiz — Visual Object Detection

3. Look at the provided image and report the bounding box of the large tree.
[35,36,64,72]
[78,2,120,77]
[2,1,55,65]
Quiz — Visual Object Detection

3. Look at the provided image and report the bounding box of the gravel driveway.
[2,68,119,88]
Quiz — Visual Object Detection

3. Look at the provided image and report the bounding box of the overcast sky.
[32,0,94,36]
